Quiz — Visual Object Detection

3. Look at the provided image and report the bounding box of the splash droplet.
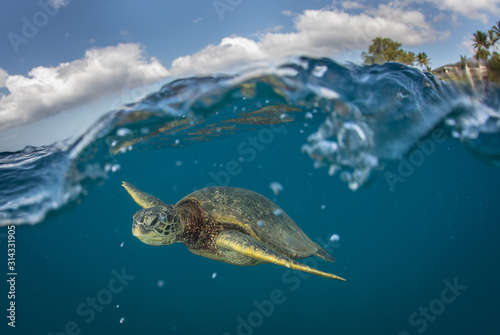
[312,64,328,78]
[22,146,35,154]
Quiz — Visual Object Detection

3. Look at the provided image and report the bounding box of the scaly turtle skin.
[123,181,345,281]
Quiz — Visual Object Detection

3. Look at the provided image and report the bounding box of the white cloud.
[459,36,475,56]
[48,0,70,9]
[0,68,8,87]
[0,43,170,131]
[433,12,458,24]
[423,0,500,23]
[262,25,284,33]
[170,36,266,76]
[281,10,295,16]
[418,0,500,24]
[342,1,365,10]
[170,8,443,76]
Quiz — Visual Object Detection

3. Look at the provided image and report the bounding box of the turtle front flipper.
[122,181,166,208]
[216,230,346,281]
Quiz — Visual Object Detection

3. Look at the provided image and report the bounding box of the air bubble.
[305,112,313,119]
[330,234,340,242]
[444,118,455,126]
[273,209,283,217]
[328,164,339,176]
[338,122,367,151]
[111,164,121,173]
[117,128,132,137]
[157,280,165,288]
[212,272,217,279]
[321,205,326,210]
[175,161,183,166]
[120,242,124,247]
[270,182,283,196]
[257,220,264,227]
[119,317,125,324]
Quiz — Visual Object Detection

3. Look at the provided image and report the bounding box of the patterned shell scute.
[180,187,318,258]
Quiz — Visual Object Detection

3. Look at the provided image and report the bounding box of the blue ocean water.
[1,57,500,335]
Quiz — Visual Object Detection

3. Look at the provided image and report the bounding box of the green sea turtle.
[123,182,345,281]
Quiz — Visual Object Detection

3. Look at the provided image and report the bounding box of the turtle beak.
[131,224,166,245]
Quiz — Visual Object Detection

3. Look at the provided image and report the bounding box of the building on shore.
[432,60,487,82]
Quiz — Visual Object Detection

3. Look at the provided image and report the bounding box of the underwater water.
[1,57,500,335]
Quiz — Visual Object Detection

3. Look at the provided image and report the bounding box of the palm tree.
[416,52,431,71]
[476,48,490,63]
[472,31,491,63]
[472,31,490,50]
[492,20,500,37]
[489,30,499,51]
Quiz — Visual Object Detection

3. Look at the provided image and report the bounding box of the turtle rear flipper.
[314,243,336,262]
[122,181,166,208]
[216,230,346,281]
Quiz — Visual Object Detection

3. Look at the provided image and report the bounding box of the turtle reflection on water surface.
[123,182,345,281]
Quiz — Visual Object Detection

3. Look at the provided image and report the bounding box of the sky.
[1,0,499,151]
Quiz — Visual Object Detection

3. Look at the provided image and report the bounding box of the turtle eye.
[145,215,160,228]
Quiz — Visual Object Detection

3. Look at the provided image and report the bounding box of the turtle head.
[132,205,181,245]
